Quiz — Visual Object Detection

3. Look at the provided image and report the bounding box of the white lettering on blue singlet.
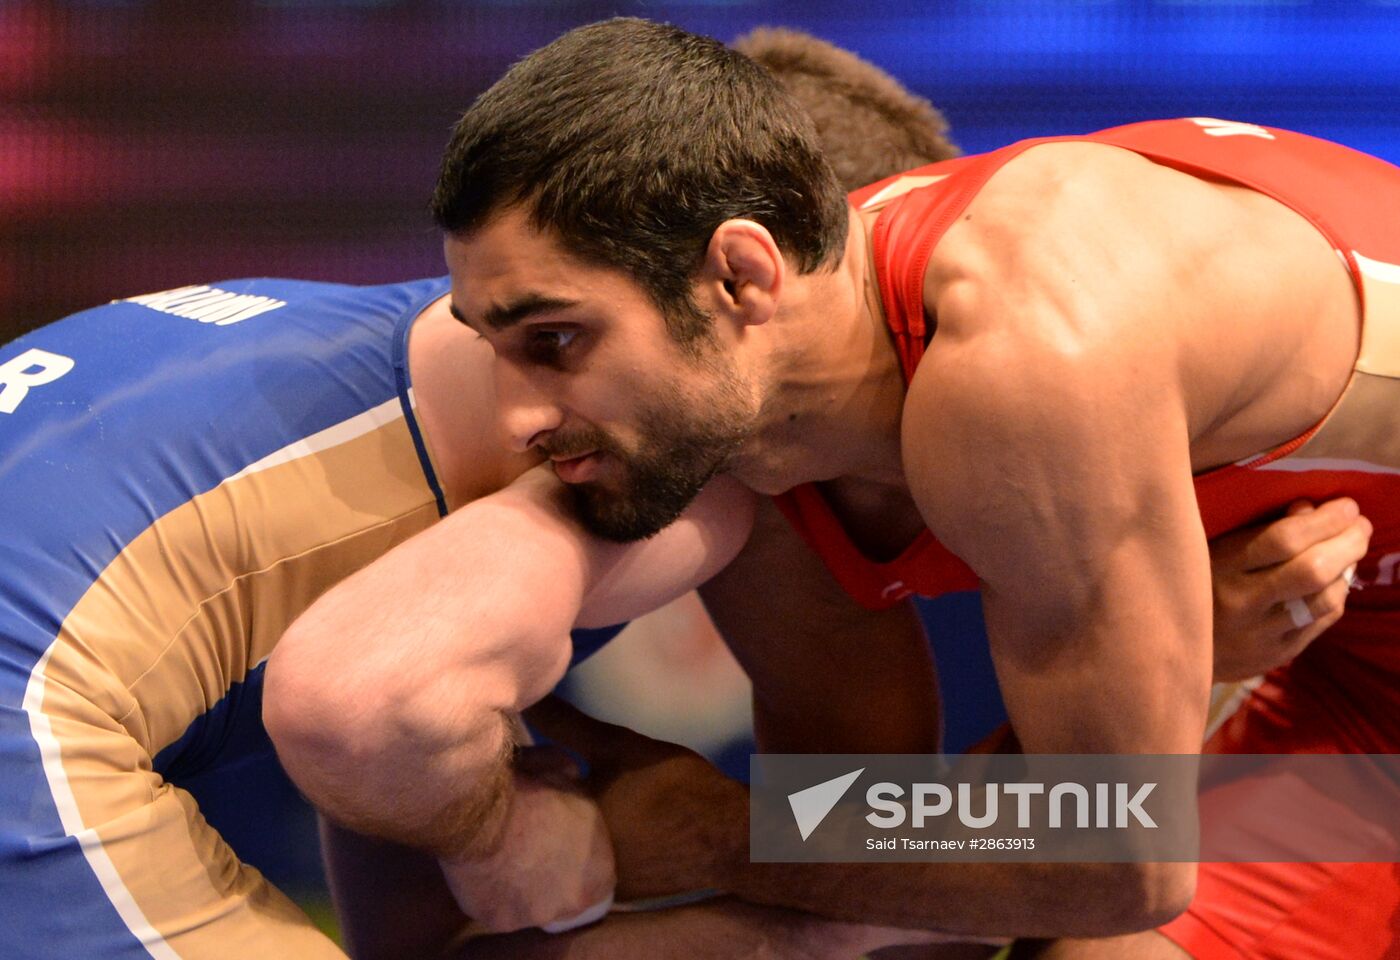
[121,284,287,326]
[1188,118,1275,141]
[0,348,76,414]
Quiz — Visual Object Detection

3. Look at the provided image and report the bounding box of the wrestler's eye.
[523,327,580,366]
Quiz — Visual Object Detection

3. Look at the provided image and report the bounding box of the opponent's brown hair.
[431,18,848,344]
[733,28,960,191]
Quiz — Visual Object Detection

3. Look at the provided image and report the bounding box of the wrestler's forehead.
[443,207,575,291]
[443,208,658,326]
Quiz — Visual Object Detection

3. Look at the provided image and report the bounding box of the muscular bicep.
[905,339,1212,755]
[699,498,940,754]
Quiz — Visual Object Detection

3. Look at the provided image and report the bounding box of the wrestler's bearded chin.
[556,361,753,543]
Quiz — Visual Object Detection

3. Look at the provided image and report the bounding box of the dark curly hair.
[432,18,849,344]
[733,27,960,191]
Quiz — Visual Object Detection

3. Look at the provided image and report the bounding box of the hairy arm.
[264,467,755,857]
[523,506,992,947]
[545,500,941,901]
[701,497,941,755]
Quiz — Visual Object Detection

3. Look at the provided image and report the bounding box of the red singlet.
[777,119,1400,960]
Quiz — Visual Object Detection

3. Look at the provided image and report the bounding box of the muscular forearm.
[726,857,1179,940]
[669,786,1184,939]
[269,471,755,856]
[540,695,1172,939]
[287,702,518,858]
[575,700,1175,936]
[268,474,589,854]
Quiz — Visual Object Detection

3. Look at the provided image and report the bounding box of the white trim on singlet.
[1356,250,1400,284]
[17,396,405,959]
[1254,456,1400,476]
[22,645,186,960]
[225,396,404,481]
[859,174,949,209]
[1203,677,1266,744]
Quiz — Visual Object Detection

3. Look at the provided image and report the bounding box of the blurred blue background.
[6,0,1399,343]
[7,0,1395,919]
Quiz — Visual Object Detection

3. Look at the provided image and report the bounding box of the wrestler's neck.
[729,207,907,494]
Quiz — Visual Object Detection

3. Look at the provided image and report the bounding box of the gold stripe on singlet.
[27,404,436,958]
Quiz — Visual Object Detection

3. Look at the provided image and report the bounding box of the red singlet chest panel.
[774,118,1400,610]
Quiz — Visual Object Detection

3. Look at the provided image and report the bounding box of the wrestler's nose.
[495,360,563,453]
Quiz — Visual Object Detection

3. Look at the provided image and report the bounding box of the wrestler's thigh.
[1,703,343,959]
[1161,859,1400,959]
[1162,614,1400,959]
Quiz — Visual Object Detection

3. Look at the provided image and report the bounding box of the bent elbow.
[263,640,382,794]
[266,643,512,830]
[1101,862,1195,934]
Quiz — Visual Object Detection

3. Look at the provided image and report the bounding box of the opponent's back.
[0,276,448,959]
[1,277,450,750]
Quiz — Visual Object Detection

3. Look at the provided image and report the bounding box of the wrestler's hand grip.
[440,755,616,935]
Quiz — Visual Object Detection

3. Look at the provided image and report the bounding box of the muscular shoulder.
[954,140,1192,244]
[918,138,1357,477]
[909,145,1188,445]
[924,142,1219,351]
[907,143,1217,480]
[902,145,1196,579]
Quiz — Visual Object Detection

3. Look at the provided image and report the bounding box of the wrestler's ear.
[699,219,784,328]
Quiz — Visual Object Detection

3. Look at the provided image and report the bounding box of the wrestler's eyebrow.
[481,294,579,331]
